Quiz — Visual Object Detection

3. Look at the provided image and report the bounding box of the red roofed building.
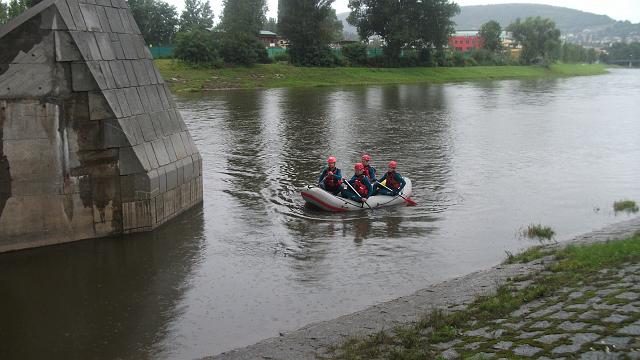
[449,31,484,52]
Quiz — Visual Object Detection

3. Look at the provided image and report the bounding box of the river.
[1,69,639,359]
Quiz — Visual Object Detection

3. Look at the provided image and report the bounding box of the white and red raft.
[301,178,413,212]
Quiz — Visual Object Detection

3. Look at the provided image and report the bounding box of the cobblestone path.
[434,263,640,359]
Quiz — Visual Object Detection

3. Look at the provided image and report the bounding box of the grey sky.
[173,0,640,24]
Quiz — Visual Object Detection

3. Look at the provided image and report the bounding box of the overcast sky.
[173,0,640,24]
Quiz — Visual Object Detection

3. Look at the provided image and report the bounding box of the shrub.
[341,43,368,66]
[451,51,466,67]
[613,200,639,213]
[418,48,434,67]
[522,224,555,241]
[173,29,222,67]
[289,45,340,67]
[220,32,267,66]
[273,51,289,62]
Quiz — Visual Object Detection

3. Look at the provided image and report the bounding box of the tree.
[279,0,340,66]
[348,0,458,66]
[263,17,277,33]
[479,20,501,52]
[179,0,214,32]
[320,8,343,43]
[173,28,221,66]
[219,0,266,35]
[0,0,9,25]
[129,0,179,45]
[7,0,29,19]
[506,17,561,64]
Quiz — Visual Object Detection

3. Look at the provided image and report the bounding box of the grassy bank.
[329,232,640,359]
[156,60,607,93]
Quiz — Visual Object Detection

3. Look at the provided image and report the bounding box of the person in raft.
[376,160,406,196]
[318,156,343,195]
[361,154,377,183]
[342,163,374,202]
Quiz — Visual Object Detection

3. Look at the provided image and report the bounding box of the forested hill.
[452,4,614,33]
[339,3,640,43]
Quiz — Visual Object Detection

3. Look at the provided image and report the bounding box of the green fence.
[149,46,416,60]
[149,47,174,59]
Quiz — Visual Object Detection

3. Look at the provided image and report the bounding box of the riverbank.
[156,61,606,93]
[207,216,640,360]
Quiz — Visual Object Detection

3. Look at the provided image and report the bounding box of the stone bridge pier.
[0,0,203,252]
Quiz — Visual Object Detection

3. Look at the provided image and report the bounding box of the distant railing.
[149,47,174,59]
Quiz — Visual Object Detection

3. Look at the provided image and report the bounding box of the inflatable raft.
[301,178,413,212]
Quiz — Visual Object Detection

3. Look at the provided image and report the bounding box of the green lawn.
[155,60,607,93]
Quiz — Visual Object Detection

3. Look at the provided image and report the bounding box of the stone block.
[119,33,138,59]
[182,155,194,181]
[118,9,133,33]
[154,65,164,84]
[134,35,148,60]
[104,7,124,34]
[124,87,144,115]
[71,62,98,91]
[110,33,125,59]
[94,32,116,60]
[163,188,175,216]
[120,172,150,202]
[118,144,151,175]
[55,31,81,61]
[98,61,117,89]
[157,166,166,193]
[119,116,143,145]
[79,3,101,31]
[137,113,157,141]
[144,141,159,169]
[164,84,177,108]
[103,118,129,148]
[165,162,177,190]
[71,117,103,151]
[151,138,170,166]
[163,136,177,162]
[157,110,173,136]
[133,60,150,85]
[136,86,152,113]
[148,169,160,197]
[176,158,184,185]
[40,7,67,30]
[70,31,101,60]
[88,91,114,120]
[115,88,131,117]
[66,0,87,31]
[157,82,171,109]
[0,63,62,98]
[102,89,122,118]
[127,12,141,35]
[154,192,164,223]
[172,110,188,132]
[94,5,111,32]
[109,60,129,87]
[55,0,76,31]
[146,86,165,112]
[170,133,187,159]
[123,61,138,86]
[95,0,111,6]
[144,59,158,85]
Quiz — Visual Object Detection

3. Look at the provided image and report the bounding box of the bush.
[342,43,368,66]
[451,51,465,67]
[220,32,267,66]
[173,29,222,67]
[289,45,340,67]
[467,48,496,65]
[418,48,434,67]
[273,51,289,62]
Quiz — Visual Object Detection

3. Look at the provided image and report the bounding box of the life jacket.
[353,176,369,197]
[324,168,340,188]
[386,171,400,190]
[363,166,373,180]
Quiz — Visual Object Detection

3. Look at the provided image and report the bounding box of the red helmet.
[388,160,397,169]
[327,156,337,164]
[361,154,371,161]
[354,163,364,171]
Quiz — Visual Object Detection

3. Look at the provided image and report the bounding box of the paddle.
[376,181,417,206]
[344,178,372,210]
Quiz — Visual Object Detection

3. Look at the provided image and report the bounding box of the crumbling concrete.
[0,0,202,252]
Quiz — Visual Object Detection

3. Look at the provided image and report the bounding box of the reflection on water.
[1,69,640,359]
[0,205,205,359]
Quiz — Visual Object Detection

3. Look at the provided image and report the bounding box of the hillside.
[338,3,640,45]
